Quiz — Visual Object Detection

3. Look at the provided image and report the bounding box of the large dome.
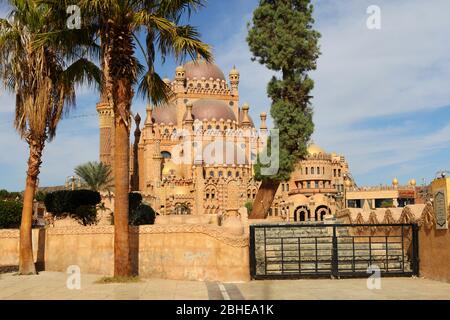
[186,99,236,122]
[307,144,326,156]
[183,60,226,81]
[152,103,177,124]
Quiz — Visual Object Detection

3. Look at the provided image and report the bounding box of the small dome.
[392,178,399,186]
[229,66,239,76]
[409,179,417,186]
[184,60,226,81]
[162,161,184,178]
[307,144,326,156]
[185,99,236,122]
[152,103,177,124]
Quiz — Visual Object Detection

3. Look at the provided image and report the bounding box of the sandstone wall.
[419,227,450,283]
[0,225,250,282]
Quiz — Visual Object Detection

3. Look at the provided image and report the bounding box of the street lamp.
[66,176,81,191]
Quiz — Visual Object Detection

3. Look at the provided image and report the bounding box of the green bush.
[72,205,98,226]
[0,189,22,201]
[129,204,156,226]
[44,190,101,226]
[0,201,22,229]
[44,190,101,216]
[129,192,143,212]
[110,193,155,226]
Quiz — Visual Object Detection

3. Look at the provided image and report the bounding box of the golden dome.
[392,178,399,186]
[344,180,352,187]
[307,144,326,156]
[162,161,184,178]
[409,179,417,186]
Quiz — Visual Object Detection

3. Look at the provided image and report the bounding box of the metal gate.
[249,223,419,280]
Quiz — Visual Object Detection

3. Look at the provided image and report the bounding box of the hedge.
[0,201,22,229]
[44,190,101,216]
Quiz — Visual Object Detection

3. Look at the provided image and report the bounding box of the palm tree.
[75,161,113,192]
[74,0,212,277]
[0,0,100,274]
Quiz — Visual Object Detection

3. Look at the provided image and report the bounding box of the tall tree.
[76,0,211,277]
[247,0,321,219]
[75,161,113,192]
[0,0,99,274]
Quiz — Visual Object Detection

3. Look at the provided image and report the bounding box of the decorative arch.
[315,205,330,221]
[294,206,310,222]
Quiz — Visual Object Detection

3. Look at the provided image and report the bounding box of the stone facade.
[0,225,250,282]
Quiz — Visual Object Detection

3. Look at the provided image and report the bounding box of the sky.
[1,0,450,190]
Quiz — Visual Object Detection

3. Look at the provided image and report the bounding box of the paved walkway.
[0,272,449,300]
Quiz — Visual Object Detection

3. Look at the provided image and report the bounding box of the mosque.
[96,59,420,222]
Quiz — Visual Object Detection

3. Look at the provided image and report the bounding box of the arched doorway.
[315,206,330,221]
[174,203,191,215]
[294,206,310,222]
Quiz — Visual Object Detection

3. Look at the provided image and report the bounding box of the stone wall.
[419,226,450,283]
[0,225,250,282]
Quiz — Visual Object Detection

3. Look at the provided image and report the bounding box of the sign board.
[434,189,448,230]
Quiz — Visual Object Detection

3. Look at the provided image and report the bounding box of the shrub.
[34,191,47,202]
[44,190,101,216]
[129,204,156,226]
[0,201,22,229]
[129,192,143,213]
[72,205,98,226]
[0,189,22,201]
[111,193,155,226]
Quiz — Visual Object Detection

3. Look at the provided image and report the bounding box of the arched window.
[311,167,315,175]
[218,171,223,177]
[317,167,320,175]
[305,167,308,175]
[209,171,214,177]
[236,171,240,178]
[161,151,172,160]
[228,171,232,177]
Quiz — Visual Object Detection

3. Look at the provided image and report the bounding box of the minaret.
[175,65,186,93]
[229,66,240,96]
[96,101,114,167]
[152,127,163,185]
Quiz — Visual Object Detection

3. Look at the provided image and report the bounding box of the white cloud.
[214,0,450,185]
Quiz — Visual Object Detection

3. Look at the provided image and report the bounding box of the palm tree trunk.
[249,180,281,219]
[19,137,44,275]
[113,78,131,277]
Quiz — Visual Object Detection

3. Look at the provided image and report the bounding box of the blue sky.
[1,0,450,190]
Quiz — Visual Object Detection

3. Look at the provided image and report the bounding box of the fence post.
[249,225,256,279]
[332,225,339,278]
